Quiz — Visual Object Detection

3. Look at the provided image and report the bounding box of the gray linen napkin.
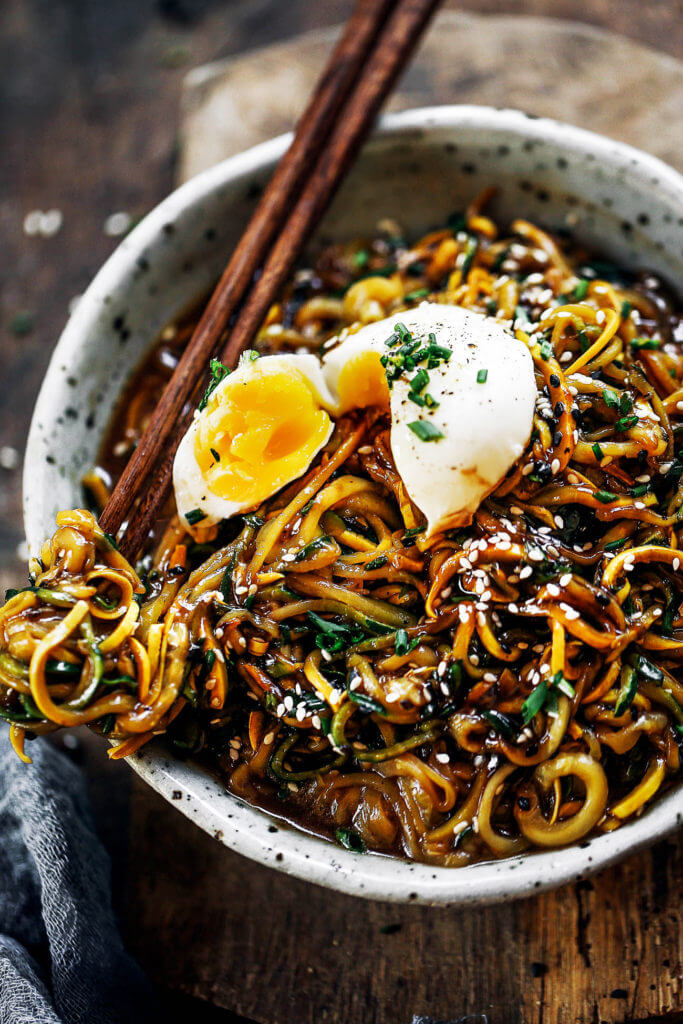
[0,726,154,1024]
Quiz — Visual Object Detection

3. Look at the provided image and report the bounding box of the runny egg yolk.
[335,349,390,413]
[194,368,332,508]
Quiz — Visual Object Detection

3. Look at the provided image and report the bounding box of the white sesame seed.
[321,649,332,662]
[554,515,564,529]
[441,587,452,599]
[560,350,573,363]
[560,573,572,587]
[551,458,561,475]
[659,462,673,474]
[596,309,606,325]
[312,715,322,731]
[519,565,533,580]
[483,671,497,683]
[522,463,534,476]
[635,474,651,483]
[673,558,680,571]
[435,753,450,764]
[283,695,294,711]
[546,583,560,597]
[509,603,519,614]
[296,705,306,722]
[528,548,544,562]
[357,445,373,454]
[440,681,450,696]
[234,584,248,595]
[634,501,646,510]
[565,607,580,621]
[276,703,286,717]
[437,661,447,677]
[329,688,341,703]
[470,654,479,666]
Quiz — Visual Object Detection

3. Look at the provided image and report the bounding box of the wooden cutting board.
[124,13,683,1023]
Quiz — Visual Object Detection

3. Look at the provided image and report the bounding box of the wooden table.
[1,2,682,1022]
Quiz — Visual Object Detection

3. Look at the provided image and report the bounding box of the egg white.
[322,303,536,534]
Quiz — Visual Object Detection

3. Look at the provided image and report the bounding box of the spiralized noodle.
[1,193,682,866]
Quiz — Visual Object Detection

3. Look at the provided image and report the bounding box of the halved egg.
[173,354,335,529]
[322,304,536,535]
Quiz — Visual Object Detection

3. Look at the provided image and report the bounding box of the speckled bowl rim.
[24,106,683,905]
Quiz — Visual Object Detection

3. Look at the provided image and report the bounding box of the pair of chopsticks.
[100,0,442,559]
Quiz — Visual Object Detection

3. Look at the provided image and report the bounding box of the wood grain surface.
[127,780,682,1024]
[0,2,682,1022]
[120,11,683,1023]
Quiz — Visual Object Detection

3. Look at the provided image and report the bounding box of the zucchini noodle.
[2,193,682,866]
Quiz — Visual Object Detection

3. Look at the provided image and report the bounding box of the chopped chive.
[602,389,619,410]
[614,414,639,433]
[476,368,488,384]
[619,392,634,414]
[573,279,589,300]
[603,537,627,551]
[620,300,632,319]
[630,484,650,497]
[408,420,444,442]
[335,827,366,853]
[185,508,207,525]
[595,489,617,504]
[540,339,553,360]
[410,368,430,394]
[394,628,419,657]
[366,555,388,571]
[592,441,604,461]
[198,358,230,411]
[352,249,369,269]
[403,525,426,540]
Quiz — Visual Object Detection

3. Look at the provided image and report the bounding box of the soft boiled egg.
[173,353,336,528]
[321,304,536,534]
[173,303,536,536]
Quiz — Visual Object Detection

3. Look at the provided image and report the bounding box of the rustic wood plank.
[126,776,682,1023]
[1,2,682,1022]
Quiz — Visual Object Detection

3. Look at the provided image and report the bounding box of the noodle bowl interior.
[2,190,682,867]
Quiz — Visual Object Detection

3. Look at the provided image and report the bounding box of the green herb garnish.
[185,509,207,526]
[335,827,366,853]
[408,420,444,442]
[476,368,488,384]
[198,358,230,412]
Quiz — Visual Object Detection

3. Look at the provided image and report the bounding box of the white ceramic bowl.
[23,107,683,904]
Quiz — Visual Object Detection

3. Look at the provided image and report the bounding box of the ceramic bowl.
[23,106,683,904]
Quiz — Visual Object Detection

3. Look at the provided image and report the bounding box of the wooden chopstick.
[100,0,441,558]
